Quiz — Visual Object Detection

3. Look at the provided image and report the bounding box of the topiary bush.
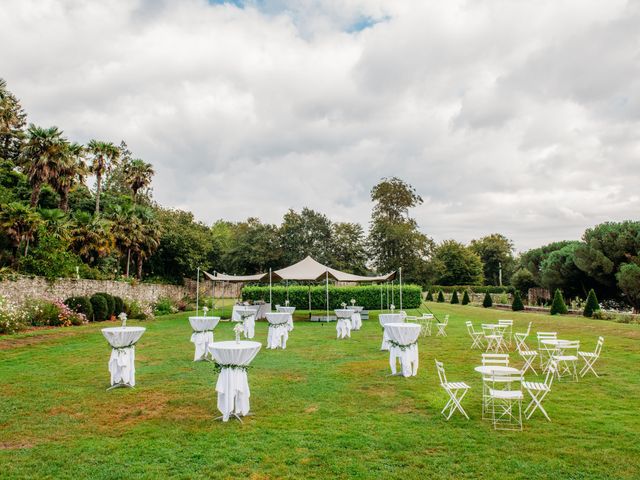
[64,296,93,320]
[425,291,433,301]
[550,289,568,315]
[90,294,109,321]
[483,292,493,308]
[583,289,600,318]
[450,291,459,304]
[113,296,124,316]
[461,290,470,305]
[436,290,445,303]
[98,293,115,318]
[512,291,524,311]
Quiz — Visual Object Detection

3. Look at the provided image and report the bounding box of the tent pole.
[196,267,200,316]
[212,270,216,312]
[380,282,383,311]
[286,280,289,303]
[308,283,311,318]
[399,267,403,311]
[391,280,395,307]
[386,282,389,311]
[269,268,272,307]
[325,271,329,321]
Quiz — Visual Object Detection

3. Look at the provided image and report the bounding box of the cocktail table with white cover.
[101,326,145,388]
[335,309,353,339]
[379,313,405,350]
[233,306,257,339]
[189,316,219,361]
[275,305,295,331]
[265,312,290,349]
[348,306,364,330]
[209,340,261,422]
[385,322,421,377]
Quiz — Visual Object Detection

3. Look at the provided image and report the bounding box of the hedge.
[90,294,109,321]
[427,285,515,294]
[241,284,422,310]
[64,296,93,320]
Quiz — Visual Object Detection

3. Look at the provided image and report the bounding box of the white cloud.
[1,0,638,251]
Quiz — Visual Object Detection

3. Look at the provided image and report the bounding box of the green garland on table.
[387,339,418,351]
[268,322,289,329]
[192,329,214,334]
[212,362,251,374]
[110,342,137,351]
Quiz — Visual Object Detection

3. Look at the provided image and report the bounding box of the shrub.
[550,289,568,315]
[461,290,470,305]
[126,300,155,320]
[90,294,109,321]
[450,291,459,304]
[436,290,445,303]
[113,296,124,316]
[583,289,600,318]
[24,299,61,326]
[483,292,493,308]
[154,297,177,316]
[98,293,115,318]
[65,296,93,320]
[51,300,86,327]
[425,291,433,301]
[512,291,524,311]
[241,284,423,309]
[426,285,515,294]
[0,296,27,334]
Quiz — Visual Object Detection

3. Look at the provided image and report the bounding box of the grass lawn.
[1,304,639,479]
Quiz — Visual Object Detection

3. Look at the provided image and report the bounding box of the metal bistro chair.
[481,354,510,420]
[489,371,524,431]
[552,340,580,382]
[498,319,514,347]
[435,359,471,420]
[579,336,604,378]
[514,321,533,351]
[465,321,484,349]
[436,315,449,337]
[523,360,556,421]
[417,313,435,337]
[536,332,557,371]
[482,324,506,353]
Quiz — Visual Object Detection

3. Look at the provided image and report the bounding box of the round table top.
[474,365,520,375]
[541,339,574,346]
[385,322,421,330]
[209,341,261,366]
[335,309,354,318]
[211,340,261,350]
[189,316,220,331]
[102,326,146,348]
[265,312,291,323]
[276,306,296,313]
[347,306,364,312]
[379,313,405,326]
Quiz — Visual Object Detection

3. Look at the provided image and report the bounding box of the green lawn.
[1,304,639,479]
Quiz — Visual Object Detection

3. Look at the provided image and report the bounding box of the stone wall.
[0,275,190,307]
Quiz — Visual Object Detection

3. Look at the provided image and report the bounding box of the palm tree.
[123,159,154,203]
[39,208,73,242]
[87,140,120,214]
[128,207,161,279]
[70,211,114,264]
[50,142,87,212]
[109,203,138,277]
[0,202,42,261]
[20,125,67,207]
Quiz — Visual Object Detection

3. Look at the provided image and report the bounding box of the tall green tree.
[226,218,282,274]
[539,242,594,298]
[0,78,27,163]
[330,222,368,274]
[519,240,575,285]
[0,202,42,260]
[616,262,640,313]
[279,208,333,265]
[431,240,484,285]
[50,142,86,212]
[70,211,114,264]
[87,140,120,214]
[470,233,515,286]
[123,158,154,203]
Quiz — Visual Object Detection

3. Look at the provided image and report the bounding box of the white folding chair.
[514,322,533,351]
[465,321,484,349]
[518,346,538,375]
[436,315,449,337]
[435,359,470,420]
[537,332,557,371]
[498,319,513,347]
[489,371,524,431]
[523,360,556,421]
[482,324,506,353]
[553,340,580,382]
[579,336,604,378]
[481,354,510,419]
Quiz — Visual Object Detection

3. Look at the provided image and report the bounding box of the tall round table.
[335,309,353,339]
[189,316,219,361]
[385,323,421,377]
[234,307,256,339]
[101,326,146,389]
[265,312,290,349]
[379,313,405,350]
[209,340,261,422]
[348,306,364,330]
[275,306,295,331]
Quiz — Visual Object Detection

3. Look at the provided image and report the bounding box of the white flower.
[233,323,244,334]
[118,312,128,321]
[390,304,396,310]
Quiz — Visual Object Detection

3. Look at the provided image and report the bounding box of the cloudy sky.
[2,0,639,251]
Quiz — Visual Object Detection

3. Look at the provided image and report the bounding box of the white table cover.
[348,306,363,330]
[379,314,405,350]
[265,312,290,349]
[232,304,271,321]
[335,309,353,339]
[102,327,145,387]
[233,307,256,339]
[189,316,219,361]
[210,341,261,421]
[385,323,420,377]
[275,306,296,330]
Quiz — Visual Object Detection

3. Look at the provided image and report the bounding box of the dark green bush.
[241,284,422,309]
[483,292,493,308]
[461,290,470,305]
[550,289,568,315]
[428,285,515,294]
[97,293,115,318]
[90,294,109,321]
[512,291,524,311]
[583,289,600,318]
[64,296,93,320]
[425,291,433,301]
[113,296,124,316]
[436,290,445,303]
[450,291,459,304]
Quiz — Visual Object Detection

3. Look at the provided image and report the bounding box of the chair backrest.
[434,359,447,385]
[594,336,605,356]
[498,319,513,327]
[543,360,556,388]
[422,313,434,319]
[525,321,532,336]
[442,314,449,325]
[558,340,580,355]
[490,371,522,386]
[537,332,557,348]
[465,321,475,334]
[482,353,509,366]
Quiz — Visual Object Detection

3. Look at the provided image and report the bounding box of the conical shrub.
[550,289,568,315]
[450,291,459,304]
[483,292,493,308]
[426,291,434,301]
[461,290,470,305]
[512,291,524,311]
[583,289,600,317]
[437,290,445,303]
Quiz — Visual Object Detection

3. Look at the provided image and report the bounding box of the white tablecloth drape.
[102,327,145,387]
[335,309,353,339]
[379,314,405,350]
[232,304,271,321]
[265,313,290,349]
[189,317,219,361]
[385,323,420,377]
[275,306,295,330]
[210,341,261,421]
[233,307,256,339]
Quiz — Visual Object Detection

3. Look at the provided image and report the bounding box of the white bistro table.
[101,326,145,389]
[348,306,364,330]
[379,313,405,350]
[265,312,290,349]
[189,316,219,361]
[385,323,421,377]
[275,306,295,331]
[335,309,354,339]
[209,340,261,422]
[233,306,256,339]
